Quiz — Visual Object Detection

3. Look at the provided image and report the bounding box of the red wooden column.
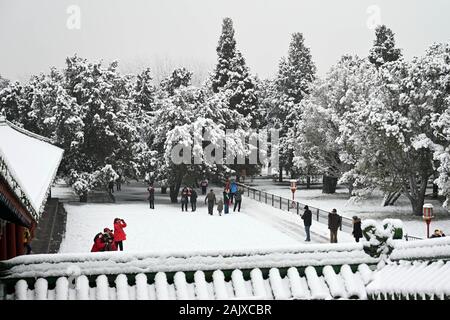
[6,223,17,259]
[15,225,24,256]
[0,228,8,260]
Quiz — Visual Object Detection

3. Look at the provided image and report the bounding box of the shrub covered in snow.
[362,219,403,259]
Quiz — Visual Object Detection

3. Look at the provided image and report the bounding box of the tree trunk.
[322,175,338,194]
[161,187,167,194]
[410,197,425,216]
[306,176,311,189]
[79,193,88,203]
[382,191,402,206]
[405,177,428,216]
[433,183,439,198]
[169,181,182,203]
[390,192,402,205]
[278,165,283,182]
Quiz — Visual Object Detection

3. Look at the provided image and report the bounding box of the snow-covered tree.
[336,44,450,215]
[292,55,377,194]
[210,18,259,128]
[0,81,29,126]
[149,83,249,202]
[0,74,9,90]
[133,68,156,112]
[160,67,193,95]
[62,56,149,178]
[369,25,402,68]
[212,17,236,92]
[273,32,316,181]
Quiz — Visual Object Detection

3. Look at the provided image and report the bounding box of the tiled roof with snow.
[6,264,372,300]
[366,260,450,300]
[0,117,64,220]
[1,241,450,300]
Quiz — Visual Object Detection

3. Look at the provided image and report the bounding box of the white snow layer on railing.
[366,260,450,299]
[1,244,376,280]
[5,265,373,300]
[390,237,450,261]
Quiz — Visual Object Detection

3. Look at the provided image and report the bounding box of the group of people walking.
[91,218,127,252]
[145,178,243,215]
[301,206,362,243]
[180,186,198,212]
[204,182,243,216]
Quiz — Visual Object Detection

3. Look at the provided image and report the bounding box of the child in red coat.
[103,228,118,251]
[91,233,106,252]
[113,218,127,251]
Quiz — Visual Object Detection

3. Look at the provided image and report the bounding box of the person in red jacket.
[113,218,127,251]
[103,228,118,251]
[91,232,106,252]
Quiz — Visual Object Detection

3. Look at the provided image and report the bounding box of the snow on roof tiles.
[0,118,64,218]
[391,237,450,261]
[366,260,450,300]
[0,243,377,280]
[5,265,372,300]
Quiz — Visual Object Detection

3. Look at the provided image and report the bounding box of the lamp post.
[290,179,297,208]
[423,203,434,238]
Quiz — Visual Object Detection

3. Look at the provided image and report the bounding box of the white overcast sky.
[1,0,449,82]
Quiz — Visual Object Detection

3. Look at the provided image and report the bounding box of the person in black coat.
[328,208,342,243]
[190,188,198,212]
[352,216,363,242]
[233,190,242,212]
[147,184,155,209]
[301,205,312,242]
[181,186,190,212]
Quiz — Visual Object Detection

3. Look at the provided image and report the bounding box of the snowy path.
[241,197,354,243]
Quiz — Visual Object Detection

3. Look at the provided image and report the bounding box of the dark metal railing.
[404,234,423,241]
[235,182,353,234]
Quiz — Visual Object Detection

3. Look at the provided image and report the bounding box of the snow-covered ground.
[58,202,302,254]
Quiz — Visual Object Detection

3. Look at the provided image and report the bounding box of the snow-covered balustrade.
[366,260,450,300]
[390,237,450,261]
[0,243,378,300]
[1,264,374,300]
[0,243,376,280]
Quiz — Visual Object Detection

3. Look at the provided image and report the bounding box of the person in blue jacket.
[230,181,238,204]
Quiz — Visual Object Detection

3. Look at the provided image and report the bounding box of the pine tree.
[212,17,236,92]
[369,25,402,68]
[211,18,259,128]
[160,67,193,95]
[0,74,9,90]
[226,51,259,124]
[276,33,316,104]
[273,32,316,180]
[133,68,156,112]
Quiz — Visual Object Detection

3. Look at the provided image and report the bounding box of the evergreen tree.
[276,33,316,104]
[212,17,236,92]
[211,18,259,128]
[0,81,29,126]
[0,74,9,90]
[226,51,259,126]
[133,68,156,112]
[160,67,193,95]
[273,32,316,180]
[369,25,402,68]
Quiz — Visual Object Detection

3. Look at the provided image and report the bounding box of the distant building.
[0,117,64,260]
